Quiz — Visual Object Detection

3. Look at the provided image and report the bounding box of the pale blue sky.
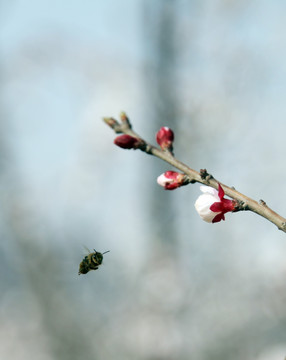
[2,0,142,184]
[1,0,142,56]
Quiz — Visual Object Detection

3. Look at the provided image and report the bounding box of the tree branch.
[103,113,286,233]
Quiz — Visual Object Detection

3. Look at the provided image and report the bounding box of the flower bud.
[194,184,235,223]
[157,171,185,190]
[114,135,142,149]
[156,127,174,151]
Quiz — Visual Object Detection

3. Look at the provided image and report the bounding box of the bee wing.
[82,245,92,254]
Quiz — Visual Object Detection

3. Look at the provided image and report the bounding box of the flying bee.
[78,249,110,275]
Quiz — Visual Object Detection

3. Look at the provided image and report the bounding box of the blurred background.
[1,1,286,359]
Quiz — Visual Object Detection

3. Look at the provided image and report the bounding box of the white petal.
[199,186,220,200]
[194,193,219,223]
[157,174,169,187]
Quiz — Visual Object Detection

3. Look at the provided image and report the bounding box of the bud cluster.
[111,115,236,225]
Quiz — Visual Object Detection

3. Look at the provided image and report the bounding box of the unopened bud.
[157,171,186,190]
[114,134,142,149]
[120,112,132,128]
[103,117,120,129]
[156,127,174,151]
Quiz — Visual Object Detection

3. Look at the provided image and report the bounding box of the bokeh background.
[1,1,286,359]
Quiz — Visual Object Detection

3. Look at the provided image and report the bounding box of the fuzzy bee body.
[78,249,109,275]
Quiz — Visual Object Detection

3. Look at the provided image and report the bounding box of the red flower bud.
[114,135,141,149]
[156,127,174,151]
[157,171,185,190]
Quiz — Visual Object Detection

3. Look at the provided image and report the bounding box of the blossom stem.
[103,114,286,233]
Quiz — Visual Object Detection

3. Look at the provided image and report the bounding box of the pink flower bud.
[156,127,174,151]
[157,171,185,190]
[194,184,235,223]
[114,135,141,149]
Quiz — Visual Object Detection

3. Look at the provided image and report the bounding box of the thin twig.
[103,113,286,233]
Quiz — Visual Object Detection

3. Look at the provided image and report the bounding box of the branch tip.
[120,112,132,129]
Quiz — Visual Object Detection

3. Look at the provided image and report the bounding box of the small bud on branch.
[157,171,188,190]
[156,127,174,153]
[120,111,132,129]
[114,135,143,149]
[103,117,121,131]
